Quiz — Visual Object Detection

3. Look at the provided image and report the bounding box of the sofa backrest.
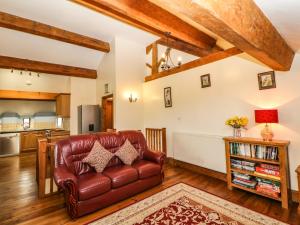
[55,130,148,176]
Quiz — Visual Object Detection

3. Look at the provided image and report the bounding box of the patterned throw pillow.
[115,139,139,165]
[82,141,115,173]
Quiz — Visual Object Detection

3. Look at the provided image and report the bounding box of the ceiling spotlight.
[11,69,13,73]
[29,72,32,76]
[20,71,23,75]
[37,73,40,77]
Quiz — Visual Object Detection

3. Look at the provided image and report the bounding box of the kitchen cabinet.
[56,94,70,118]
[20,131,46,153]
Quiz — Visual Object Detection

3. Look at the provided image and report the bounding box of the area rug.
[89,183,288,225]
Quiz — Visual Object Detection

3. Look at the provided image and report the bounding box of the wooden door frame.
[101,94,113,131]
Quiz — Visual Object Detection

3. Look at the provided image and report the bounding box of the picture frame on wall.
[164,87,172,108]
[258,71,276,90]
[104,83,109,94]
[200,74,211,88]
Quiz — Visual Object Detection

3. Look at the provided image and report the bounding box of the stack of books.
[232,172,257,189]
[231,159,256,171]
[254,163,280,181]
[256,178,280,198]
[230,143,279,161]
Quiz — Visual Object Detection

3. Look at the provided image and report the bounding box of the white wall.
[97,37,146,131]
[143,53,300,191]
[0,69,70,92]
[114,37,145,131]
[70,77,97,134]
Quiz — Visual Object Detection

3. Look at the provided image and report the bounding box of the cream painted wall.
[0,69,70,92]
[114,37,145,131]
[143,53,300,191]
[97,37,146,131]
[97,39,116,105]
[70,77,97,134]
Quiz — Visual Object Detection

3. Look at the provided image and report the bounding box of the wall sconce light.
[129,93,138,103]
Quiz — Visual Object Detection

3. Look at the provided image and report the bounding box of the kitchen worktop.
[0,128,68,134]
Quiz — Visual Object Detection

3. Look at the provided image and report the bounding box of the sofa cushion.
[103,165,138,188]
[132,160,161,179]
[115,139,139,165]
[78,173,111,201]
[82,141,115,173]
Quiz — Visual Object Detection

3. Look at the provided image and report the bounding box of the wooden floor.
[0,153,299,225]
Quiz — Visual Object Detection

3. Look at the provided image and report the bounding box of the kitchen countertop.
[0,128,68,134]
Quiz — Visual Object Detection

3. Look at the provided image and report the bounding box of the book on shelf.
[254,163,280,181]
[231,159,255,171]
[230,143,279,161]
[232,172,257,189]
[256,178,280,198]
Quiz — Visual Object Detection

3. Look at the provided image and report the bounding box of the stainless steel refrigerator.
[78,105,101,134]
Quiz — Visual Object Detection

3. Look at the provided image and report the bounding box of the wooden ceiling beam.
[71,0,217,51]
[145,47,242,82]
[0,55,97,79]
[0,11,110,52]
[0,90,67,101]
[147,0,294,71]
[147,37,222,57]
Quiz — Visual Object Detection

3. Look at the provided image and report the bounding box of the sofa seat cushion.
[78,173,111,201]
[132,160,161,179]
[103,165,138,188]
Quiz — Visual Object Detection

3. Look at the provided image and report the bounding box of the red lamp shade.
[255,110,279,123]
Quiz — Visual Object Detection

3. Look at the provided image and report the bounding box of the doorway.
[101,94,114,131]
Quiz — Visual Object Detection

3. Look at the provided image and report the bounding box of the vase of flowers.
[225,116,249,137]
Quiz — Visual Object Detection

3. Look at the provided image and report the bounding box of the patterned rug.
[89,183,288,225]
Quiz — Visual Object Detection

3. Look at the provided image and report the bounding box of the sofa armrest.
[143,150,166,167]
[54,166,79,218]
[54,165,77,188]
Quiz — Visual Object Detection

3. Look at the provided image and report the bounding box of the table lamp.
[255,109,279,141]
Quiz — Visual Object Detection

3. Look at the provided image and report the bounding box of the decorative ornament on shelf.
[225,116,249,137]
[255,109,278,141]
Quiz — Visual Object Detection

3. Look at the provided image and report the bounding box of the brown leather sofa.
[54,131,165,218]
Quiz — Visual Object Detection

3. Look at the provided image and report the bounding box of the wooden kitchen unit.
[56,94,70,118]
[20,130,46,153]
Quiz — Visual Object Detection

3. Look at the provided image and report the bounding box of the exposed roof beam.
[0,11,110,52]
[0,55,97,79]
[147,0,294,71]
[147,37,222,57]
[145,47,242,82]
[72,0,217,50]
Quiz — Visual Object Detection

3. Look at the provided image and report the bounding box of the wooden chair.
[145,128,167,155]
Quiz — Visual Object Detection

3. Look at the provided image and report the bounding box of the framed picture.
[164,87,172,108]
[200,74,211,88]
[258,71,276,90]
[104,83,109,94]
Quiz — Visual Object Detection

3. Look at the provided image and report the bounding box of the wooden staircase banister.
[145,128,167,155]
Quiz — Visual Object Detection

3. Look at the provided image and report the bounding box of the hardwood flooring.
[0,153,299,225]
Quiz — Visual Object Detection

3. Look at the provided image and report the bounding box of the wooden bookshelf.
[224,137,290,209]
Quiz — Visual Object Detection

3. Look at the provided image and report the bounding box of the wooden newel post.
[38,138,48,198]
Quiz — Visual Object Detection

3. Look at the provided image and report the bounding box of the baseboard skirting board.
[166,157,299,203]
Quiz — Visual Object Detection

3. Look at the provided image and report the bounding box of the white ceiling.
[254,0,300,52]
[0,0,299,70]
[0,0,157,69]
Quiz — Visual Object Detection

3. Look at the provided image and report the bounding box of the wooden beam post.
[145,47,242,82]
[152,43,158,74]
[0,55,97,79]
[147,0,295,71]
[0,11,110,52]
